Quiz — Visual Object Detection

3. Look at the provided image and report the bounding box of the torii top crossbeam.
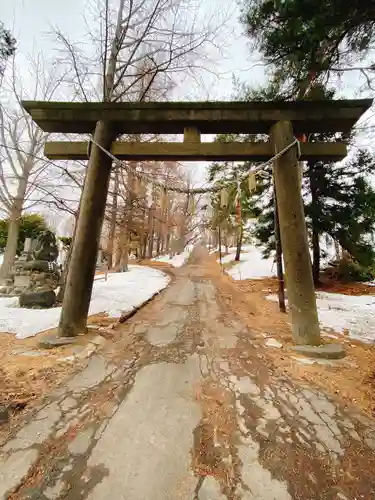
[22,99,372,135]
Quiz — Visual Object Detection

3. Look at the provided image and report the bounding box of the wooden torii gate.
[22,99,371,345]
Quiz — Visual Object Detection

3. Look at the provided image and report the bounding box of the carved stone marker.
[14,274,30,287]
[0,230,61,307]
[18,230,60,308]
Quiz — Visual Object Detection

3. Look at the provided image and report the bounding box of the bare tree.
[54,0,226,267]
[0,53,66,278]
[55,0,225,103]
[54,0,227,336]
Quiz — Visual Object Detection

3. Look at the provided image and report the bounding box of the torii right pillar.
[270,120,321,345]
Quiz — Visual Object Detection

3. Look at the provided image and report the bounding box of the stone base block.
[291,343,346,359]
[38,335,78,349]
[19,290,56,309]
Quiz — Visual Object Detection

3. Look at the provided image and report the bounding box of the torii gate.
[22,99,371,346]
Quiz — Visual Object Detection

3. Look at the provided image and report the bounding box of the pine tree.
[240,0,375,91]
[250,147,375,283]
[209,83,375,283]
[0,22,15,77]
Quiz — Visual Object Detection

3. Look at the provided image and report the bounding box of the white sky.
[2,0,266,98]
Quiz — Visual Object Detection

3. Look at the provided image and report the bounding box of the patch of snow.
[220,252,239,264]
[0,254,3,265]
[224,246,276,280]
[317,291,375,343]
[267,291,375,344]
[324,333,340,340]
[209,245,235,255]
[0,265,170,340]
[224,236,336,282]
[292,356,350,367]
[152,245,193,267]
[265,338,283,349]
[291,356,316,365]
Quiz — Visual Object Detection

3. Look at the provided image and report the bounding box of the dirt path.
[1,247,375,499]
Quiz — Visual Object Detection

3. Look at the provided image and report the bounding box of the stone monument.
[0,230,61,308]
[18,230,60,308]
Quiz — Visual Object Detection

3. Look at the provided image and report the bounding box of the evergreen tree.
[0,22,16,77]
[310,151,375,265]
[240,0,375,91]
[250,146,375,282]
[0,213,49,255]
[209,82,375,283]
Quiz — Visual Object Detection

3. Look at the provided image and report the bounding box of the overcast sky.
[2,0,267,100]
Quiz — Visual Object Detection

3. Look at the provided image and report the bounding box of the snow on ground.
[0,265,170,340]
[316,292,375,343]
[152,246,193,268]
[267,292,375,344]
[221,240,337,281]
[209,245,236,255]
[222,245,375,344]
[219,247,245,264]
[221,245,276,280]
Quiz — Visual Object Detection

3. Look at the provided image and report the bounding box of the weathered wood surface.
[58,120,115,337]
[44,140,347,162]
[22,99,371,134]
[271,120,321,345]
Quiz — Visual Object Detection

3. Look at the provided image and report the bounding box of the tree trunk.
[142,231,148,259]
[234,225,243,261]
[0,176,27,280]
[107,167,119,269]
[57,215,78,303]
[119,171,135,272]
[0,204,22,280]
[218,225,222,266]
[58,120,114,337]
[308,161,321,286]
[164,199,170,255]
[312,229,320,286]
[224,232,228,254]
[119,214,130,272]
[334,240,341,260]
[57,244,71,303]
[118,220,129,272]
[116,216,127,271]
[274,181,286,313]
[212,231,218,249]
[165,232,171,255]
[147,208,154,259]
[120,236,129,271]
[156,233,161,255]
[148,228,154,258]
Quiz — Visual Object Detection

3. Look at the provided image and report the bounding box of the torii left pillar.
[58,121,114,337]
